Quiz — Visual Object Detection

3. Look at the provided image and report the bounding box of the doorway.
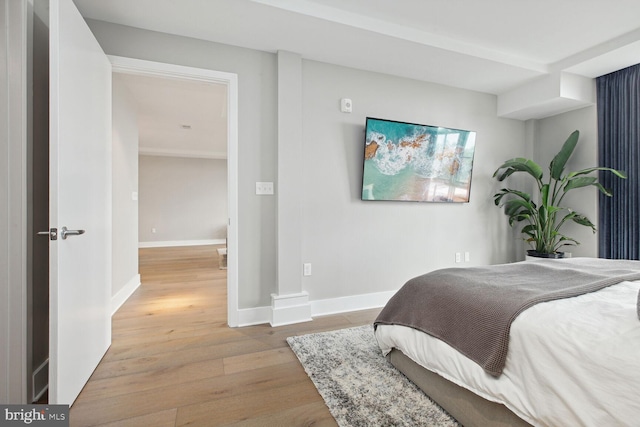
[109,56,239,327]
[27,54,239,404]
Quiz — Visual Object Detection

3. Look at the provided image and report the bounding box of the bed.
[374,258,640,427]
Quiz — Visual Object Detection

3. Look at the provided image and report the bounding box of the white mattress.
[375,279,640,427]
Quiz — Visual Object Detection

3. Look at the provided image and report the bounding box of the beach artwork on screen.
[362,118,476,203]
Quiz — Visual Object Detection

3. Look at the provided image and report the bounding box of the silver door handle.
[60,226,85,240]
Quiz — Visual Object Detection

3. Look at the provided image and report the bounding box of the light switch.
[256,182,274,195]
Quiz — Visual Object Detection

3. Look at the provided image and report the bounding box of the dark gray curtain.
[596,63,640,259]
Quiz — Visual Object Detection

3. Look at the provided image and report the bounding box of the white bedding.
[375,279,640,427]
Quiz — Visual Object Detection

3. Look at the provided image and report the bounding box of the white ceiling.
[77,0,640,145]
[115,73,228,158]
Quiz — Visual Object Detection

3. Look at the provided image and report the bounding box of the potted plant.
[493,130,626,258]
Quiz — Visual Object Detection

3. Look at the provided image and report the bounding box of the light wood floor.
[69,245,381,426]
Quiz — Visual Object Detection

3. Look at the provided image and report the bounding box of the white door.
[49,0,112,405]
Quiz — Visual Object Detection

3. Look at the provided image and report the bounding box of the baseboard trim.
[111,274,141,315]
[236,306,272,327]
[270,292,312,327]
[234,289,397,328]
[310,290,397,317]
[139,239,226,248]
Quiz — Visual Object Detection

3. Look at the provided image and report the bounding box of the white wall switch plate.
[464,251,470,262]
[303,263,312,276]
[256,182,274,195]
[455,252,461,263]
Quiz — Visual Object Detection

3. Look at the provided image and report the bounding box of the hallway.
[69,245,380,426]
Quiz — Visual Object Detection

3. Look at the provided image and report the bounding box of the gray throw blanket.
[374,258,640,376]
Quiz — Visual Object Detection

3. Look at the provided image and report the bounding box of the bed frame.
[388,349,533,427]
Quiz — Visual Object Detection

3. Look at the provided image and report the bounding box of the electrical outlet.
[455,252,461,263]
[151,228,157,234]
[303,263,312,276]
[464,252,470,262]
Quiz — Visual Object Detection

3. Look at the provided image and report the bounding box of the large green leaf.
[564,176,597,192]
[571,213,596,232]
[545,205,562,215]
[509,213,530,226]
[568,166,627,179]
[540,184,550,206]
[505,189,532,202]
[504,199,535,216]
[493,188,534,207]
[537,205,548,229]
[554,235,580,251]
[550,130,579,180]
[494,167,514,182]
[493,189,510,206]
[493,158,544,181]
[594,183,613,197]
[494,188,531,201]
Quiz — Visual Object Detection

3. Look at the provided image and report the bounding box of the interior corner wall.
[533,106,599,257]
[138,155,227,243]
[112,75,139,298]
[1,0,28,403]
[300,60,526,301]
[86,19,277,309]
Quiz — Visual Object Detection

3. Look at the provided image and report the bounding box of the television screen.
[361,117,476,203]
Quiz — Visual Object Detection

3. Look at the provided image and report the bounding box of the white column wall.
[272,51,311,326]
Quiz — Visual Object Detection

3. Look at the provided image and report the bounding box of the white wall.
[87,19,277,308]
[300,60,526,300]
[1,0,28,403]
[86,19,529,310]
[112,75,140,301]
[533,106,599,257]
[138,155,227,244]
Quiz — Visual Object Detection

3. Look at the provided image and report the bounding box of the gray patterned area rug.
[287,325,460,427]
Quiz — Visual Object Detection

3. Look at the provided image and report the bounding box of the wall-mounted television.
[361,117,476,203]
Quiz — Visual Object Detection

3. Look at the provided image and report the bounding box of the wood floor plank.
[68,245,381,426]
[91,338,269,380]
[104,327,252,361]
[225,402,338,427]
[95,409,177,427]
[78,357,225,402]
[72,362,309,425]
[174,380,322,426]
[223,347,297,375]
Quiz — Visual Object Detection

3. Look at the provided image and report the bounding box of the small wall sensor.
[340,98,353,113]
